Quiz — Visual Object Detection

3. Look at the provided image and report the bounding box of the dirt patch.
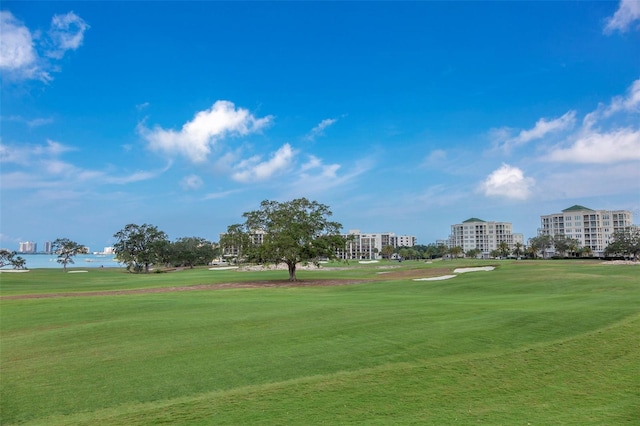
[0,279,374,300]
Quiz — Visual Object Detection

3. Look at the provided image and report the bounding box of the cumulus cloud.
[480,164,535,200]
[139,101,273,163]
[0,10,88,82]
[305,118,337,141]
[604,0,640,34]
[231,143,294,183]
[0,11,45,81]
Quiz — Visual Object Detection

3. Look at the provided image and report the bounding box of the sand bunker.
[413,265,495,281]
[208,266,239,271]
[413,275,457,281]
[68,270,88,273]
[0,269,30,273]
[453,266,495,273]
[359,260,380,264]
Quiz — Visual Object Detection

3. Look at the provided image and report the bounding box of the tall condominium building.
[18,241,37,253]
[449,218,523,257]
[43,241,53,253]
[219,229,266,258]
[339,229,417,260]
[539,205,633,256]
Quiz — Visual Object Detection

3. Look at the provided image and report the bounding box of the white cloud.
[514,111,576,144]
[546,128,640,163]
[283,155,373,198]
[305,118,337,141]
[604,0,640,34]
[140,100,273,163]
[231,143,294,183]
[0,139,73,165]
[495,111,576,153]
[203,189,242,200]
[1,140,167,190]
[180,174,203,190]
[0,10,88,83]
[0,11,47,81]
[423,149,447,166]
[480,164,535,200]
[46,12,89,59]
[584,78,640,128]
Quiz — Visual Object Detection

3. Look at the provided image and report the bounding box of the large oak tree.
[113,224,168,273]
[233,198,346,281]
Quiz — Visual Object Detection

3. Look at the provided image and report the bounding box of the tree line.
[2,199,638,272]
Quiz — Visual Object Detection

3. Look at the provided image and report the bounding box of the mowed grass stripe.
[1,261,638,424]
[22,314,640,425]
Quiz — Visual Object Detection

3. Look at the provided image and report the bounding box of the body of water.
[3,254,123,269]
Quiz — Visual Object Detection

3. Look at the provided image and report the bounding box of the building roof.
[463,217,485,223]
[562,205,594,212]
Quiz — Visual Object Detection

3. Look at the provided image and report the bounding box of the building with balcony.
[448,218,523,257]
[539,205,633,257]
[339,230,417,260]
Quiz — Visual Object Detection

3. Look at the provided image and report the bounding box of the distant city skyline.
[1,1,639,251]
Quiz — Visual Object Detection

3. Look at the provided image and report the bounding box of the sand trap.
[413,275,457,281]
[208,266,239,271]
[68,270,88,273]
[0,269,30,273]
[454,266,495,273]
[358,260,379,264]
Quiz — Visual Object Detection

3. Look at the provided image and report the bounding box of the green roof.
[562,205,594,212]
[463,217,485,223]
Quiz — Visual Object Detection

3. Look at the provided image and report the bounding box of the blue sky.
[1,1,639,252]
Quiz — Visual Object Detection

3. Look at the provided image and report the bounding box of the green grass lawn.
[1,260,638,424]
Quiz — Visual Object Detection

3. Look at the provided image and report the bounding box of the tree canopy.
[171,237,217,268]
[605,227,640,260]
[113,224,168,273]
[230,198,345,281]
[0,249,27,270]
[52,238,85,272]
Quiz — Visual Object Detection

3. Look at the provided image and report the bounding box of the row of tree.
[112,224,218,273]
[2,199,638,273]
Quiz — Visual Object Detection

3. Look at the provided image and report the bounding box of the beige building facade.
[449,218,524,257]
[539,205,633,256]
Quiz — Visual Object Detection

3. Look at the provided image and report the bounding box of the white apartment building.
[539,205,633,256]
[18,241,37,253]
[339,229,417,260]
[449,218,523,257]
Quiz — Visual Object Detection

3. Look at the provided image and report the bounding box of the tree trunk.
[287,262,297,281]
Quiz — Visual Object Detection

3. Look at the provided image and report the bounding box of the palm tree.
[449,246,463,259]
[512,242,524,258]
[581,246,593,258]
[497,241,510,258]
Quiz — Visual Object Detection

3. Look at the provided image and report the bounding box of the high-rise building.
[448,218,523,257]
[43,241,53,253]
[339,230,417,260]
[18,241,37,253]
[539,205,633,256]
